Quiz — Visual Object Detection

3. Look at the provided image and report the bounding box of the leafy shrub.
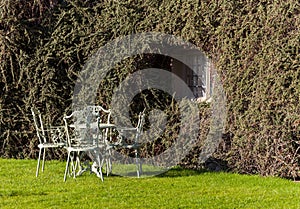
[0,0,299,178]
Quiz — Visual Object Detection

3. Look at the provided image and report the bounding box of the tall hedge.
[0,0,299,178]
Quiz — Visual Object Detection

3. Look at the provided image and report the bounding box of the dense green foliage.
[1,159,300,208]
[0,0,299,178]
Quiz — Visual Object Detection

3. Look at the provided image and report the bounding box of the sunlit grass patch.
[1,158,300,208]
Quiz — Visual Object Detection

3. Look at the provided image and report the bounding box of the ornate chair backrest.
[31,107,45,144]
[86,105,112,140]
[135,111,145,143]
[31,107,65,145]
[64,108,100,147]
[86,105,112,124]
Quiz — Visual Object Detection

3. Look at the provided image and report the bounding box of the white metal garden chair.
[117,111,145,177]
[85,105,116,176]
[31,107,65,177]
[63,109,103,181]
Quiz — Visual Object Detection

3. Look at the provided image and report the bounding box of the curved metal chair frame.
[31,107,65,177]
[117,111,145,177]
[63,109,103,181]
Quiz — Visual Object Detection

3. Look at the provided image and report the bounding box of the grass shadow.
[156,166,210,178]
[106,166,209,178]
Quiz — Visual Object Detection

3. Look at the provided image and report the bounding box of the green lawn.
[0,158,300,209]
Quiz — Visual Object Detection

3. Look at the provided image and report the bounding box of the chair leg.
[138,159,142,177]
[75,154,81,177]
[76,152,89,176]
[64,151,71,182]
[41,147,46,172]
[106,149,112,176]
[36,148,42,177]
[97,154,104,181]
[69,152,77,178]
[135,148,142,178]
[106,157,112,176]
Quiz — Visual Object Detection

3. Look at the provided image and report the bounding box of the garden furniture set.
[31,106,145,181]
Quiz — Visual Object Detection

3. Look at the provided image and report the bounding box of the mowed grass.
[1,159,300,208]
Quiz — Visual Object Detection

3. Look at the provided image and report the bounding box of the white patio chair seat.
[37,142,65,148]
